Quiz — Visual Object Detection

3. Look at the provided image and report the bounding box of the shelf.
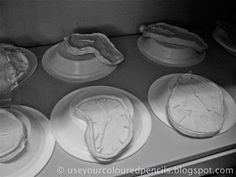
[13,32,236,177]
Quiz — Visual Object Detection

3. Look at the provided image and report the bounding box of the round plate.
[17,47,38,84]
[137,36,205,67]
[42,44,116,82]
[213,29,236,56]
[148,74,236,135]
[0,105,55,177]
[50,86,152,162]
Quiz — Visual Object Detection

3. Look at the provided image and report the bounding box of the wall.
[0,0,232,47]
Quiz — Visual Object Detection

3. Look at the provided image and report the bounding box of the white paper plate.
[50,86,152,162]
[42,44,116,82]
[0,105,55,177]
[148,73,236,135]
[137,36,205,67]
[213,29,236,56]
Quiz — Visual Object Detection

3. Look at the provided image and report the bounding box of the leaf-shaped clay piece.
[167,74,224,138]
[0,109,27,163]
[73,95,133,162]
[140,22,208,53]
[64,33,124,65]
[0,44,29,93]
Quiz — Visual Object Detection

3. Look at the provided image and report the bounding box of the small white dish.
[42,42,116,82]
[50,86,152,162]
[0,105,55,177]
[137,36,205,67]
[148,74,236,135]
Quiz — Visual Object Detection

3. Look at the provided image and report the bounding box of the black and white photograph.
[0,0,236,177]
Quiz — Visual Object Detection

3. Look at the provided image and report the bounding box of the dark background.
[0,0,235,47]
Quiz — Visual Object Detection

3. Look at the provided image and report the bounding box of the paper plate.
[137,36,205,67]
[148,74,236,135]
[42,44,116,82]
[213,29,236,56]
[50,86,152,162]
[0,105,55,177]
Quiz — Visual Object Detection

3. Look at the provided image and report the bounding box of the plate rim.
[17,47,38,85]
[213,29,236,51]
